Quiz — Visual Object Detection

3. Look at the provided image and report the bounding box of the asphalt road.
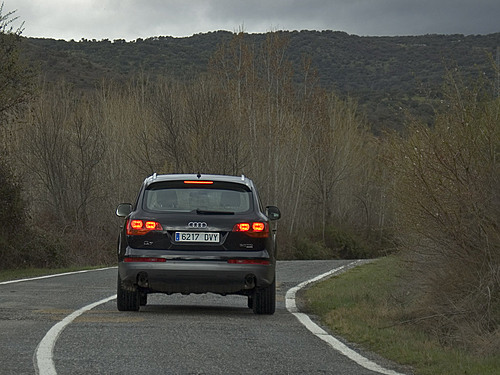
[0,260,404,375]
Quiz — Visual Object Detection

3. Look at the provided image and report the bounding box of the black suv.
[115,173,281,314]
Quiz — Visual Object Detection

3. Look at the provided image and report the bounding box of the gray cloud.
[7,0,500,41]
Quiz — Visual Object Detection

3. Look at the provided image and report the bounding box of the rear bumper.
[118,248,275,295]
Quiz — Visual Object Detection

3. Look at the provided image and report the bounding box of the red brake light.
[145,221,158,230]
[232,222,269,238]
[183,180,214,184]
[126,219,163,235]
[235,223,251,232]
[252,222,265,232]
[130,220,143,229]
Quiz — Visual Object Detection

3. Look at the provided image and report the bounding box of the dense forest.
[20,30,500,132]
[1,9,499,357]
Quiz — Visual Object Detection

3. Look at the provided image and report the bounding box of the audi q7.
[115,173,281,314]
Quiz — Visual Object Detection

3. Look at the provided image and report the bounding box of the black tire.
[139,292,148,306]
[117,274,140,311]
[252,278,276,315]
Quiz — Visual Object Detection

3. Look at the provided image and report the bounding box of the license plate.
[175,232,220,243]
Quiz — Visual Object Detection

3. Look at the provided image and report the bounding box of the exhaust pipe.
[245,274,256,289]
[137,272,149,288]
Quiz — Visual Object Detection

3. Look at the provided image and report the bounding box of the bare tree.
[308,94,369,240]
[0,3,34,123]
[20,82,105,228]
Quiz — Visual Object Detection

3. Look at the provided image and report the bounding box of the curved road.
[0,261,405,375]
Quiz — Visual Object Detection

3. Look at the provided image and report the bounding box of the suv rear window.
[143,182,252,213]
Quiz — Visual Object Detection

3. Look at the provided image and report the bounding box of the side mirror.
[266,206,281,221]
[116,203,132,217]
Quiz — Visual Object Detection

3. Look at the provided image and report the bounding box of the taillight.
[234,223,251,232]
[252,222,265,231]
[130,220,143,230]
[183,180,214,184]
[232,222,269,238]
[126,219,163,235]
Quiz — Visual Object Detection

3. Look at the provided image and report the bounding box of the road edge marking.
[0,267,117,285]
[285,261,406,375]
[34,294,117,375]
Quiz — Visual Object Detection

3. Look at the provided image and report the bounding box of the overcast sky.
[6,0,500,41]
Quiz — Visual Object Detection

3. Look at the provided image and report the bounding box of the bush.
[290,236,330,260]
[0,159,25,231]
[386,71,499,353]
[0,161,116,269]
[323,226,371,259]
[0,159,27,269]
[288,225,376,260]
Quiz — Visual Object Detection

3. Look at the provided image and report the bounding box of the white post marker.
[285,262,406,375]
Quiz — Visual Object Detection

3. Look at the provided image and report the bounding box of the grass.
[0,265,111,282]
[302,256,499,375]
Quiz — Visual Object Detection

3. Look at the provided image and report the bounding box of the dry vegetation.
[1,14,498,355]
[5,32,390,265]
[386,71,500,354]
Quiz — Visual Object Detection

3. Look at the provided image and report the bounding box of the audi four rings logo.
[188,222,208,228]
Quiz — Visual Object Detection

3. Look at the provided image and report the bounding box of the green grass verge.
[0,265,112,282]
[302,256,499,375]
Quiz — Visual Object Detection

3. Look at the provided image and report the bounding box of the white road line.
[2,267,119,375]
[0,267,116,285]
[34,294,117,375]
[285,262,406,375]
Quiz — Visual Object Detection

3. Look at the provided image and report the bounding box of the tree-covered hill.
[20,30,500,131]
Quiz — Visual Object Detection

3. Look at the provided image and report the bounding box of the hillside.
[20,30,500,131]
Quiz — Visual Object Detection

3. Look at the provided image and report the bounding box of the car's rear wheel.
[117,274,140,311]
[248,295,254,309]
[252,278,276,315]
[139,292,148,306]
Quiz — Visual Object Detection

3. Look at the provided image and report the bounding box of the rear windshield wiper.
[196,209,235,215]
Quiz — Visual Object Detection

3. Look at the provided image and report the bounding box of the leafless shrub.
[387,70,499,352]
